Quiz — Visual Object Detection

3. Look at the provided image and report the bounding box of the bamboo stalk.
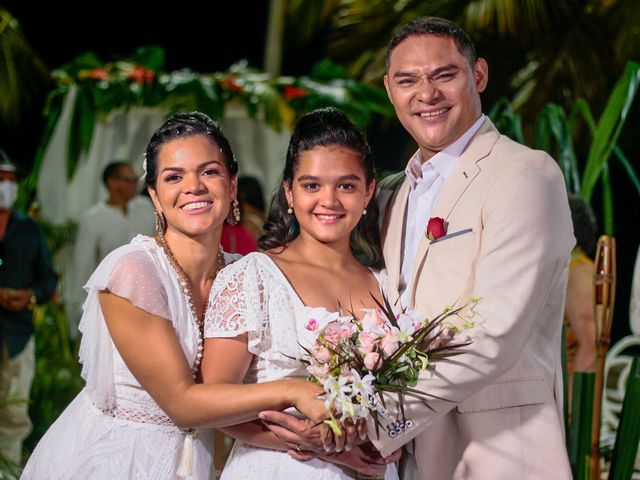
[589,236,616,479]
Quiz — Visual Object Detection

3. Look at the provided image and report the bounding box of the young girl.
[201,107,399,479]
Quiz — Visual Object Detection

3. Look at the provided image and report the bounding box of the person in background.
[565,194,597,380]
[0,149,58,465]
[69,161,154,325]
[238,175,266,241]
[220,196,258,255]
[220,175,266,255]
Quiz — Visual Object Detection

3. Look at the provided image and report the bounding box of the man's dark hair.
[102,161,130,186]
[385,16,478,72]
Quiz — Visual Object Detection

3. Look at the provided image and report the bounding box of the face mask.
[0,180,18,209]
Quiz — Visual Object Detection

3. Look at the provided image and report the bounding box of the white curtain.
[37,89,289,225]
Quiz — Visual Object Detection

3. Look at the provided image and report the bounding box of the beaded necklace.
[155,234,225,378]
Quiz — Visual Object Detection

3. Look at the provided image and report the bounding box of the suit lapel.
[382,178,410,304]
[408,119,500,303]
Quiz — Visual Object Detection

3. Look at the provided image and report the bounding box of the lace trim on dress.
[101,404,176,427]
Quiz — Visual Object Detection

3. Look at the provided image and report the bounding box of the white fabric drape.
[37,93,289,225]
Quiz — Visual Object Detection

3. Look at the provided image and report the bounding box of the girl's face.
[285,145,374,247]
[149,134,237,241]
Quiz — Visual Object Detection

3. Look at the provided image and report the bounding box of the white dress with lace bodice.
[204,252,398,480]
[22,235,239,480]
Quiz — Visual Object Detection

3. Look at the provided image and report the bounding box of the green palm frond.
[0,6,49,126]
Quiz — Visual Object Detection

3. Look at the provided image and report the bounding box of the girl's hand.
[289,379,327,424]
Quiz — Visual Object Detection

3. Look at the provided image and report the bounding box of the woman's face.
[285,145,374,247]
[149,134,237,240]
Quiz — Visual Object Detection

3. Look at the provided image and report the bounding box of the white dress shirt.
[399,115,485,307]
[68,196,155,323]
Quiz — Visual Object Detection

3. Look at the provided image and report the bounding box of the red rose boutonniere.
[426,217,447,241]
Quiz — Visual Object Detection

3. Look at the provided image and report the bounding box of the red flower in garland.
[283,85,309,101]
[80,68,109,81]
[126,65,155,84]
[220,76,243,92]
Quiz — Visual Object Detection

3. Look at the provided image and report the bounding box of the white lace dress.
[204,252,398,480]
[22,235,239,480]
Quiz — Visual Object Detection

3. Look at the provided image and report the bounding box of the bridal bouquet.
[301,295,477,434]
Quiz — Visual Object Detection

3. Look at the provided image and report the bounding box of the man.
[261,17,574,479]
[366,17,574,478]
[0,150,57,464]
[68,161,154,326]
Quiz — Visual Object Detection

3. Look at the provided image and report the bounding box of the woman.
[202,108,400,479]
[22,112,327,479]
[564,194,597,397]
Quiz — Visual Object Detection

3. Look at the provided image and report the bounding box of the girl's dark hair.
[259,107,383,269]
[144,111,238,190]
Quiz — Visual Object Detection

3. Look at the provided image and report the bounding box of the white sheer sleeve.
[78,238,169,409]
[106,252,171,319]
[204,255,267,339]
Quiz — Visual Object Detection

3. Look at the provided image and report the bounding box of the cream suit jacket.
[369,119,575,479]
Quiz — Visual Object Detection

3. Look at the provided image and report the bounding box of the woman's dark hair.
[568,194,598,257]
[259,107,383,269]
[144,111,238,190]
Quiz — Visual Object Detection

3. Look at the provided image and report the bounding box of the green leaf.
[609,356,640,480]
[130,46,165,71]
[567,372,595,479]
[67,84,96,180]
[581,61,640,200]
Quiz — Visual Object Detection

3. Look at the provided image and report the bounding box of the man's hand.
[259,410,367,455]
[320,444,402,477]
[0,288,32,311]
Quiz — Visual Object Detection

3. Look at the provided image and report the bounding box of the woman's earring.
[232,199,241,224]
[363,208,367,215]
[154,210,166,237]
[287,204,294,215]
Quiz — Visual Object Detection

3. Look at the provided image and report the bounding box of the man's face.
[110,164,139,201]
[384,35,488,161]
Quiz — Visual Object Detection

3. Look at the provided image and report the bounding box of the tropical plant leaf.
[581,61,640,200]
[608,356,640,480]
[66,84,96,180]
[130,45,165,71]
[567,372,595,479]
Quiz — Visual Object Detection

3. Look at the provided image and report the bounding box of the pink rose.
[323,322,342,345]
[305,318,318,331]
[381,332,399,357]
[313,346,332,363]
[357,332,379,355]
[307,364,329,378]
[364,352,381,371]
